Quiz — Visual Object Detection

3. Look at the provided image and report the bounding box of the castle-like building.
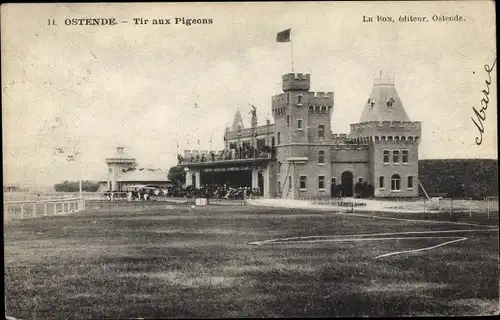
[99,147,171,192]
[180,72,421,198]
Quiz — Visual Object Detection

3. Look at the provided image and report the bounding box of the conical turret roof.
[359,81,410,123]
[231,108,244,130]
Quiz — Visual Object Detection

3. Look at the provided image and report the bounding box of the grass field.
[4,203,499,318]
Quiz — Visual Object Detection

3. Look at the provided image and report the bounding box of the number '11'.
[48,19,56,26]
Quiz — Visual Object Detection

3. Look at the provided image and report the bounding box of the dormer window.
[368,98,375,109]
[386,97,395,108]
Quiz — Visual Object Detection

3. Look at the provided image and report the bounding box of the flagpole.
[290,29,294,72]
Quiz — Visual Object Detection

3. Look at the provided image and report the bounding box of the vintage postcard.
[2,1,498,318]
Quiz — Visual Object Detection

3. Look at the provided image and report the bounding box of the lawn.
[4,203,499,318]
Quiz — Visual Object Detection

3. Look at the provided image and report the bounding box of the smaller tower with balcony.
[105,146,137,191]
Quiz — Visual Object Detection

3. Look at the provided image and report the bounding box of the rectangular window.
[408,176,414,189]
[402,150,409,163]
[379,176,385,188]
[393,150,400,163]
[289,176,292,190]
[300,175,307,190]
[277,132,280,145]
[286,93,290,103]
[318,150,325,164]
[331,177,337,185]
[318,176,325,190]
[297,95,303,105]
[383,150,390,163]
[297,119,303,129]
[271,137,275,146]
[278,181,281,193]
[229,143,237,149]
[318,125,325,139]
[286,115,290,126]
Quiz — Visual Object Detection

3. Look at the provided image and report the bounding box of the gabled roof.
[359,83,410,123]
[231,108,244,131]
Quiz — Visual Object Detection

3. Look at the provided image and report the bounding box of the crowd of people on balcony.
[177,144,272,164]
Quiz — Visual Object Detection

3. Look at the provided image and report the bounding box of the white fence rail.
[4,198,86,220]
[252,196,498,217]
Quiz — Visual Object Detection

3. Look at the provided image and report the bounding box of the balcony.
[178,146,275,167]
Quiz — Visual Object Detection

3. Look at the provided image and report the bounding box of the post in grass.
[487,199,490,219]
[469,197,472,217]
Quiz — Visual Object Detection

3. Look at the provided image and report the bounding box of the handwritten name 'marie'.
[471,58,497,146]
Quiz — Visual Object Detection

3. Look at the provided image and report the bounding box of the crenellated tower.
[271,73,334,146]
[350,75,421,197]
[271,73,334,198]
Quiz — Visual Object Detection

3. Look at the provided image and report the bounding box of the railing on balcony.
[178,146,275,165]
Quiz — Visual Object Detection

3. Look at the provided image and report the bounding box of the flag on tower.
[277,28,291,42]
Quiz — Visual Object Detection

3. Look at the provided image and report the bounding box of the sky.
[2,2,497,187]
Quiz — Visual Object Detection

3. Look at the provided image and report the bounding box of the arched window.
[391,174,401,191]
[277,132,281,145]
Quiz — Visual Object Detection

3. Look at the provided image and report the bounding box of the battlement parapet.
[272,93,286,104]
[282,73,311,91]
[282,73,310,81]
[310,91,334,98]
[307,91,334,107]
[350,121,421,137]
[373,135,421,145]
[331,133,357,144]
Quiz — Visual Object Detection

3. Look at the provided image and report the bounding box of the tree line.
[53,180,101,192]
